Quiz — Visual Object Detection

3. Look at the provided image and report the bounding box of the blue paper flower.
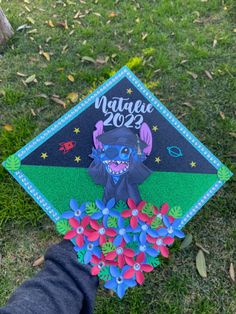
[74,239,101,264]
[157,216,185,238]
[91,198,118,225]
[137,230,158,257]
[62,199,86,220]
[113,217,133,246]
[104,265,136,298]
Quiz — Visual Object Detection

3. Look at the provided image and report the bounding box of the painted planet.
[167,146,183,158]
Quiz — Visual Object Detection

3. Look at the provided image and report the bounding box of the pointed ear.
[93,120,104,149]
[140,122,152,155]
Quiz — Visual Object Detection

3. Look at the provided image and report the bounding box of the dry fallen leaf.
[219,111,225,120]
[229,263,235,282]
[30,108,36,116]
[187,71,198,79]
[109,12,117,17]
[205,70,213,80]
[44,81,54,86]
[81,56,96,63]
[3,124,13,131]
[47,20,54,27]
[180,234,193,250]
[67,92,79,103]
[213,39,217,48]
[67,74,75,82]
[33,256,44,267]
[195,242,210,254]
[24,74,36,84]
[17,72,27,77]
[42,51,50,61]
[51,96,66,108]
[196,249,207,278]
[27,16,35,24]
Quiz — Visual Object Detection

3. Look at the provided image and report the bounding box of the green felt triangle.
[21,165,218,216]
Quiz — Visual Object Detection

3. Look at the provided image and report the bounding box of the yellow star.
[126,88,133,94]
[41,152,48,159]
[155,156,161,163]
[73,127,80,134]
[152,125,158,132]
[74,156,81,163]
[190,161,197,168]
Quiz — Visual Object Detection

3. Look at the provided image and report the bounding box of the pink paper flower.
[121,198,148,229]
[64,216,90,247]
[147,235,174,257]
[148,203,174,224]
[90,253,110,275]
[87,219,117,245]
[105,240,135,268]
[123,252,153,285]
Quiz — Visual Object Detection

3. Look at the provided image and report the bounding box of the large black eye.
[121,147,129,155]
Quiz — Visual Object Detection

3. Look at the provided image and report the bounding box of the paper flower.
[123,252,153,284]
[135,220,159,243]
[61,199,86,220]
[147,235,174,257]
[64,216,90,247]
[113,217,133,246]
[105,239,135,268]
[90,253,115,275]
[87,219,117,245]
[91,198,119,226]
[157,216,185,238]
[104,266,137,298]
[74,239,101,264]
[121,198,148,228]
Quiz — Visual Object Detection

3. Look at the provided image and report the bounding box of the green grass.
[0,0,235,313]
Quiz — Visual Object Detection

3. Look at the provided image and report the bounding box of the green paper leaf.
[142,203,154,217]
[168,206,183,218]
[217,166,231,182]
[5,154,21,171]
[107,216,118,228]
[126,242,138,251]
[98,266,112,281]
[86,202,98,215]
[102,242,115,255]
[180,234,193,250]
[151,217,162,229]
[196,250,207,278]
[115,200,127,212]
[77,249,86,264]
[146,255,160,268]
[56,219,72,235]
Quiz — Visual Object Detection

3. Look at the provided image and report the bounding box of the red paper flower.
[90,253,109,275]
[123,252,153,284]
[64,216,90,247]
[121,198,148,229]
[147,235,174,257]
[87,219,117,245]
[148,203,175,224]
[105,239,135,268]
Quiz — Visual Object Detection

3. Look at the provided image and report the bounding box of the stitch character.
[88,121,152,203]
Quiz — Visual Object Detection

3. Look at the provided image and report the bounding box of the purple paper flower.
[74,239,101,264]
[104,265,136,298]
[62,199,86,220]
[157,216,185,238]
[113,217,133,246]
[91,198,118,225]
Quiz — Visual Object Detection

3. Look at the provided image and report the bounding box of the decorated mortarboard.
[3,66,232,298]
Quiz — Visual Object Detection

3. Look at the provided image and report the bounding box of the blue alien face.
[99,145,136,176]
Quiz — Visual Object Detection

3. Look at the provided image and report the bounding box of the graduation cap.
[97,126,147,153]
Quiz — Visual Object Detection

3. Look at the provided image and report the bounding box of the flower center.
[156,238,163,246]
[133,263,141,271]
[167,226,174,234]
[99,227,105,235]
[76,226,84,234]
[87,243,94,251]
[119,228,126,235]
[116,276,123,284]
[74,210,81,217]
[139,245,146,252]
[141,224,148,231]
[156,213,162,219]
[98,261,105,269]
[116,247,123,255]
[132,209,138,216]
[102,207,109,215]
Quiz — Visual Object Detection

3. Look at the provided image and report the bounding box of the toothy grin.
[103,160,129,175]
